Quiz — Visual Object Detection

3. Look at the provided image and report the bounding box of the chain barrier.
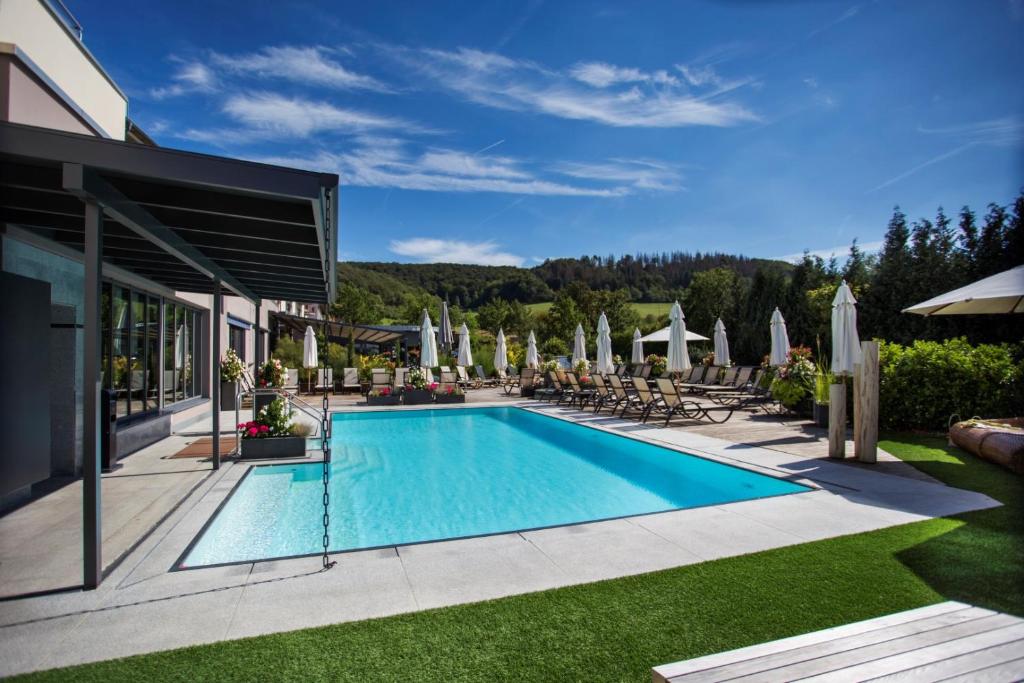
[320,189,336,571]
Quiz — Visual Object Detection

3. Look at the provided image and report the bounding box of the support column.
[828,382,846,458]
[82,200,102,589]
[254,300,262,366]
[211,280,221,470]
[856,341,879,463]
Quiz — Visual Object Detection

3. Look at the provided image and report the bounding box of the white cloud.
[676,64,723,88]
[389,238,525,266]
[387,46,757,128]
[552,158,683,192]
[210,46,391,92]
[248,140,633,197]
[149,60,217,99]
[219,92,416,138]
[917,116,1024,146]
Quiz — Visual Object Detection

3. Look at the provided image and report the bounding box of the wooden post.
[828,383,846,458]
[856,341,879,463]
[853,360,862,459]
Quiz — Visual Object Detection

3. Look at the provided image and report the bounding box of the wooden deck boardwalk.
[653,602,1024,682]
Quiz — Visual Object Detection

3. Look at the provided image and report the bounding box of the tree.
[682,268,744,339]
[976,203,1008,277]
[331,282,384,365]
[861,207,911,342]
[1007,191,1024,269]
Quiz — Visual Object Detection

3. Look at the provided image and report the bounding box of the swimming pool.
[181,407,809,567]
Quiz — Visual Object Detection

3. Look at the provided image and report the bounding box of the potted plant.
[366,386,401,406]
[768,346,817,416]
[434,384,466,404]
[255,358,285,413]
[646,353,667,378]
[403,367,434,404]
[237,397,307,459]
[219,349,244,410]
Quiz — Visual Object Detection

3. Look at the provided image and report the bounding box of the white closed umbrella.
[831,281,861,376]
[595,312,614,374]
[631,327,644,364]
[439,300,454,353]
[525,330,539,369]
[419,309,438,369]
[769,308,790,367]
[572,323,587,365]
[457,322,473,367]
[903,264,1024,315]
[302,325,318,368]
[713,318,731,367]
[494,328,508,372]
[667,300,691,373]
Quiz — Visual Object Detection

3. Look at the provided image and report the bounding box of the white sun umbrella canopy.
[769,308,790,367]
[903,264,1024,315]
[831,281,862,376]
[525,330,539,369]
[713,318,731,367]
[438,300,454,353]
[302,325,318,368]
[494,328,508,372]
[595,312,614,374]
[631,327,644,364]
[667,301,691,373]
[572,323,587,365]
[419,309,438,369]
[457,322,473,367]
[637,327,710,343]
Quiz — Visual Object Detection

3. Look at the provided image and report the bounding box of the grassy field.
[526,302,672,318]
[16,436,1021,683]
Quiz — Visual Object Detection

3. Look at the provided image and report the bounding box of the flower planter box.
[434,393,466,404]
[403,389,434,405]
[220,381,238,410]
[239,436,306,459]
[813,402,830,428]
[366,394,401,406]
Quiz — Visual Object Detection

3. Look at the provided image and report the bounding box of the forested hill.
[348,252,789,307]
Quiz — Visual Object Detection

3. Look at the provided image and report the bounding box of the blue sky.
[78,0,1022,266]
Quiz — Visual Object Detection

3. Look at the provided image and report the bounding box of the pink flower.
[237,423,245,430]
[259,425,269,433]
[381,387,391,396]
[246,421,256,429]
[247,427,258,437]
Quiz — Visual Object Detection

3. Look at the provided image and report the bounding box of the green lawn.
[16,436,1022,682]
[526,301,672,319]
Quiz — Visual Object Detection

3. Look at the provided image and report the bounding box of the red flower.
[247,427,258,437]
[246,421,256,429]
[236,423,245,430]
[259,425,269,433]
[381,387,391,396]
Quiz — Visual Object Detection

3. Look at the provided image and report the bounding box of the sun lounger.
[561,372,595,408]
[475,365,497,387]
[618,376,659,420]
[371,368,392,393]
[653,378,736,425]
[517,368,538,397]
[342,367,360,393]
[535,371,564,402]
[456,365,477,389]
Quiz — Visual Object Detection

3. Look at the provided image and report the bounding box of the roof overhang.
[0,122,338,304]
[271,311,402,345]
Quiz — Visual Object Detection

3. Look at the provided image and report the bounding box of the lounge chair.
[440,365,451,373]
[342,367,360,393]
[284,368,299,392]
[701,366,753,394]
[653,378,737,425]
[619,377,659,420]
[438,370,458,393]
[475,365,497,387]
[315,368,333,393]
[393,367,409,390]
[678,366,723,393]
[535,371,564,402]
[615,364,628,378]
[455,365,477,389]
[371,368,392,394]
[516,368,538,397]
[561,372,595,408]
[708,368,772,407]
[590,374,624,414]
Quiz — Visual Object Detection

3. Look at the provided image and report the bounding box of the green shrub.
[878,338,1023,431]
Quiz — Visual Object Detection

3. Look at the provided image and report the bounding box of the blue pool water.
[182,407,808,567]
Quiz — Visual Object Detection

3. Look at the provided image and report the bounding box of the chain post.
[320,189,335,571]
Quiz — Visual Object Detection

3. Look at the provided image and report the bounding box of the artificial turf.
[13,435,1023,682]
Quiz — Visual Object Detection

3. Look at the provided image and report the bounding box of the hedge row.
[878,338,1023,431]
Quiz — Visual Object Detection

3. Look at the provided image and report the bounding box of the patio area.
[0,392,999,677]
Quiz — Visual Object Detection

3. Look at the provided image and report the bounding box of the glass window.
[101,282,111,391]
[164,302,176,406]
[112,286,129,418]
[191,310,201,398]
[130,291,146,414]
[146,296,159,410]
[175,305,186,402]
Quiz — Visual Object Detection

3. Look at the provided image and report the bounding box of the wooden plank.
[726,613,1021,683]
[856,341,879,463]
[937,656,1024,682]
[801,622,1024,682]
[652,602,969,682]
[828,383,846,459]
[870,632,1024,682]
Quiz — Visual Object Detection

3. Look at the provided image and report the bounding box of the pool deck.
[0,391,1000,676]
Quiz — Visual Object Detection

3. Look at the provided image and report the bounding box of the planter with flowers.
[646,353,667,378]
[434,384,466,404]
[254,358,285,414]
[219,349,244,410]
[366,386,401,406]
[238,396,307,459]
[768,346,817,417]
[403,367,434,404]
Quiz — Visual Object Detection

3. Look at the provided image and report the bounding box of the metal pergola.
[271,311,402,346]
[0,121,339,588]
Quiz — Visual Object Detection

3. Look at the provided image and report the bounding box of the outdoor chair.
[631,363,644,377]
[653,378,737,425]
[371,368,392,393]
[439,371,458,393]
[440,365,451,373]
[284,368,299,392]
[475,365,497,387]
[618,376,659,420]
[590,374,624,414]
[535,371,564,402]
[708,368,773,409]
[517,368,538,397]
[638,364,652,380]
[315,368,333,393]
[456,365,477,389]
[561,372,595,409]
[615,364,628,378]
[701,366,753,395]
[678,365,723,393]
[342,367,360,393]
